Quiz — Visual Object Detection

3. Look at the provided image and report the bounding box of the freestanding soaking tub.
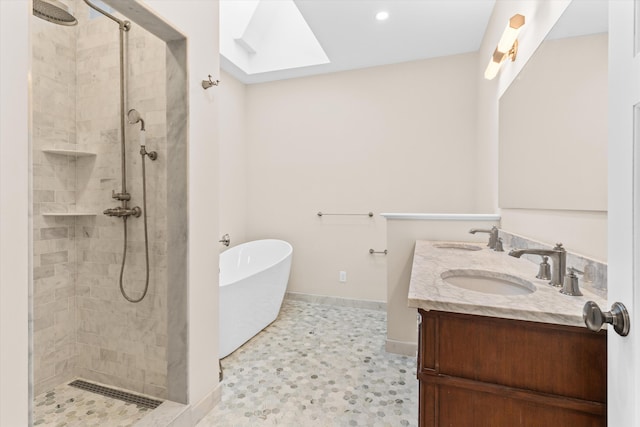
[219,239,293,358]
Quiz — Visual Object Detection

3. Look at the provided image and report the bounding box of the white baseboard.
[385,339,418,357]
[134,400,189,427]
[286,292,386,311]
[188,383,222,426]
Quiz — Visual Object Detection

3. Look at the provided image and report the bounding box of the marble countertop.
[408,240,608,328]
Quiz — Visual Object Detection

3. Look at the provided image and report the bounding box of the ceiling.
[221,0,496,84]
[546,0,608,41]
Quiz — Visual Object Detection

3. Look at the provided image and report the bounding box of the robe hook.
[202,75,220,89]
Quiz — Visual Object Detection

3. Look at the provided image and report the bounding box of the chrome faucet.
[508,243,567,288]
[469,226,499,249]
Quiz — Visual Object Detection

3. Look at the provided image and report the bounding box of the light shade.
[484,14,525,80]
[484,50,504,80]
[497,14,525,52]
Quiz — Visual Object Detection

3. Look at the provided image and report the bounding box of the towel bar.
[317,211,373,217]
[369,249,388,255]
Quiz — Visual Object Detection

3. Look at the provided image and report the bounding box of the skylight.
[220,0,330,75]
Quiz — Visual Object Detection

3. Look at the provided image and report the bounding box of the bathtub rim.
[219,239,293,288]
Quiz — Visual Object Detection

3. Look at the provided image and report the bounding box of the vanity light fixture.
[484,13,525,80]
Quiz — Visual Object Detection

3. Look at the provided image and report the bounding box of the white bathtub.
[219,239,293,358]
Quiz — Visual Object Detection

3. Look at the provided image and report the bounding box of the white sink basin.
[441,269,535,296]
[433,243,482,251]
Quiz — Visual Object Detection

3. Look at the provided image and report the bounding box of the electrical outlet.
[339,271,347,283]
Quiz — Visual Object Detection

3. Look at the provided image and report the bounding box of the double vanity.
[409,239,608,426]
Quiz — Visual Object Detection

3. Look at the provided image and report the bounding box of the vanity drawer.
[421,381,605,427]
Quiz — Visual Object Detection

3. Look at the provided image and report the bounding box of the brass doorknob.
[583,301,630,336]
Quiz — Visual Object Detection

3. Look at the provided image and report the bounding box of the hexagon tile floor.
[197,299,419,427]
[33,299,418,427]
[33,382,152,426]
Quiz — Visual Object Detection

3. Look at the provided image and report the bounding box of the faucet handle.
[560,266,583,296]
[536,256,551,280]
[568,267,584,275]
[553,243,565,251]
[489,227,499,249]
[112,190,131,201]
[494,237,504,252]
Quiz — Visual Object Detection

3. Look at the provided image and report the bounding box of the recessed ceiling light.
[375,11,389,21]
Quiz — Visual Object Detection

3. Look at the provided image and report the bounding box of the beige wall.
[218,70,247,250]
[0,0,29,424]
[385,217,499,352]
[245,54,480,302]
[501,209,607,261]
[476,0,607,261]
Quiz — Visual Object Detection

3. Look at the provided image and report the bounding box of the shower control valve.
[112,190,131,201]
[103,206,141,218]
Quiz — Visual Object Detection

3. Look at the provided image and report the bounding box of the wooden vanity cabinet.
[417,309,607,426]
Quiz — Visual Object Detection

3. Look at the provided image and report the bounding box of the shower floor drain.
[68,379,163,410]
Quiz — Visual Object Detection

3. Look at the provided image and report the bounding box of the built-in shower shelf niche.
[42,212,97,217]
[42,148,96,157]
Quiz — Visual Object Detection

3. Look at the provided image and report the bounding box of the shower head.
[127,109,145,131]
[33,0,78,26]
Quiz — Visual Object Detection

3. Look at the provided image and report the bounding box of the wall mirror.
[498,0,608,211]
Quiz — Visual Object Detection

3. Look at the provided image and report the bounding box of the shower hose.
[119,151,151,303]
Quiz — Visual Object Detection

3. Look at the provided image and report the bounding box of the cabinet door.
[420,310,606,402]
[418,310,607,426]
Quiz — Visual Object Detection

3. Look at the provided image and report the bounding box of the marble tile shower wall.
[32,14,79,396]
[74,0,168,398]
[32,0,169,398]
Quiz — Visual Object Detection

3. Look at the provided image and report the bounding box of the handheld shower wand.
[109,109,157,303]
[128,109,157,160]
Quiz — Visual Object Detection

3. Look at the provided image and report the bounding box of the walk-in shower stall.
[31,0,188,421]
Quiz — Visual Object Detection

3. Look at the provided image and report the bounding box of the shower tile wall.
[74,0,168,398]
[32,0,169,399]
[32,13,79,396]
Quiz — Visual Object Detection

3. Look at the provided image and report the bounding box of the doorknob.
[583,301,630,336]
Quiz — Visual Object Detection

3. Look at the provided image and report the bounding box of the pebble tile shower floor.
[198,299,419,427]
[33,382,151,426]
